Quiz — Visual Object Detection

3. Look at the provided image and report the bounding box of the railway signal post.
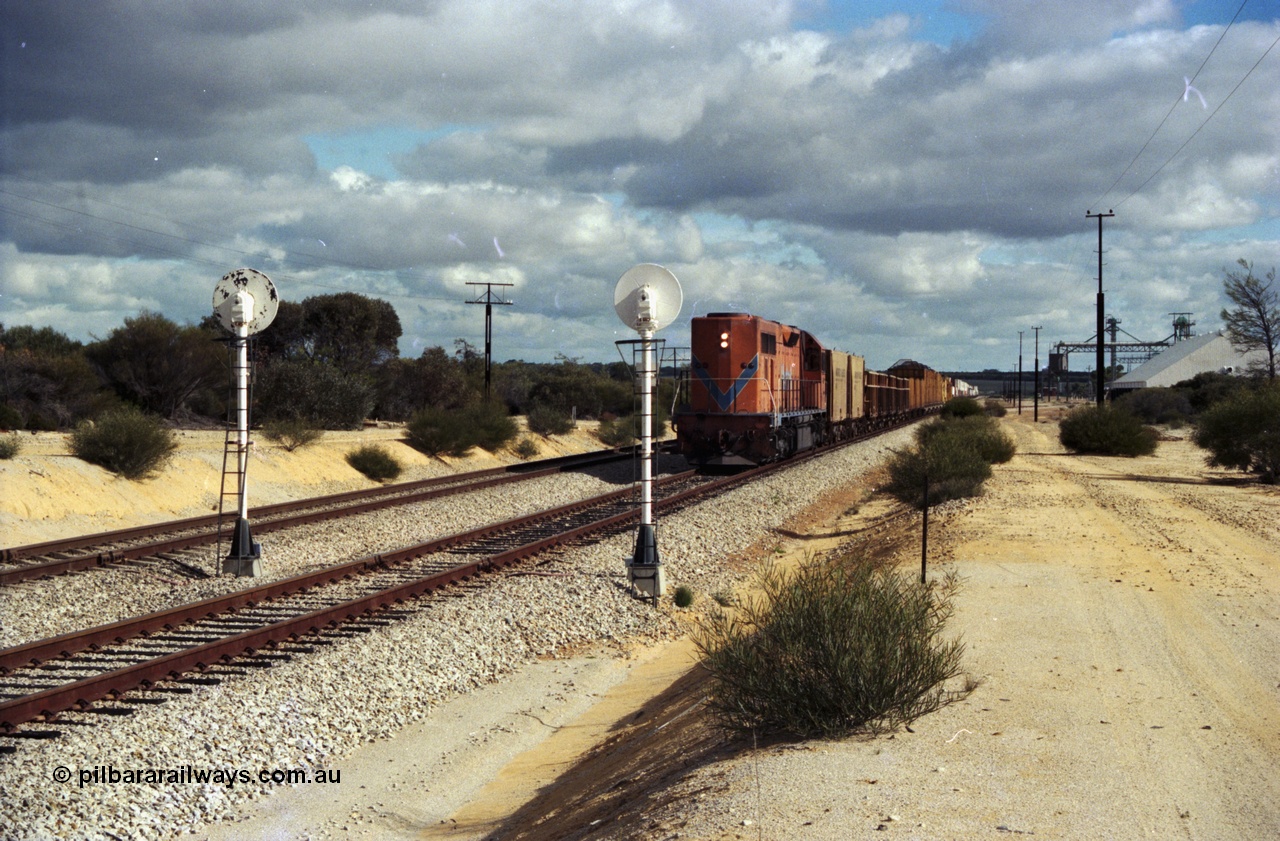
[613,264,682,603]
[212,268,279,577]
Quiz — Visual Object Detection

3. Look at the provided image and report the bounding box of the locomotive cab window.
[805,348,821,371]
[761,332,777,355]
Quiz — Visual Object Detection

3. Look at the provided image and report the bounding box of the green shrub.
[513,437,539,459]
[405,402,519,457]
[711,590,736,608]
[673,584,695,608]
[263,418,324,452]
[596,416,635,448]
[69,406,178,479]
[469,401,520,452]
[916,416,1016,465]
[256,360,374,429]
[1192,383,1280,483]
[345,444,402,481]
[695,556,969,738]
[939,396,983,419]
[0,434,22,459]
[1116,388,1192,425]
[1175,371,1253,414]
[885,440,992,509]
[983,399,1007,418]
[0,403,24,430]
[885,415,1013,508]
[405,406,471,456]
[526,402,575,436]
[1059,405,1158,457]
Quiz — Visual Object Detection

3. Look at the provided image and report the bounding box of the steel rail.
[0,423,910,730]
[0,447,641,585]
[0,469,698,676]
[0,466,747,729]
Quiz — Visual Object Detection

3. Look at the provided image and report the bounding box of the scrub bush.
[1192,383,1280,483]
[1058,405,1158,457]
[674,584,695,608]
[885,440,991,509]
[1116,388,1192,425]
[526,402,575,436]
[0,434,21,459]
[885,415,1014,508]
[695,556,969,739]
[469,401,520,452]
[596,416,636,447]
[405,402,519,456]
[256,360,374,430]
[405,406,470,456]
[345,444,402,481]
[939,396,983,419]
[513,437,539,459]
[69,406,178,479]
[916,416,1016,465]
[263,418,324,451]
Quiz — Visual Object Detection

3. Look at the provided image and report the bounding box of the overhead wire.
[1089,0,1252,211]
[1113,28,1280,209]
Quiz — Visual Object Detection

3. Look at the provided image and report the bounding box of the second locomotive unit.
[673,312,951,467]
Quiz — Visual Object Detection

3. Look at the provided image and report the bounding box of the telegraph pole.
[1032,326,1042,422]
[1086,210,1114,407]
[465,281,513,400]
[1017,331,1024,414]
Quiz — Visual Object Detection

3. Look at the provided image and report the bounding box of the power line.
[1089,0,1256,211]
[1114,28,1280,209]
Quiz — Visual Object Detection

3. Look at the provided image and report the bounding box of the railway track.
[0,447,642,586]
[0,465,743,735]
[0,421,916,738]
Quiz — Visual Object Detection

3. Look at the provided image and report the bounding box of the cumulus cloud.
[1,1,1276,370]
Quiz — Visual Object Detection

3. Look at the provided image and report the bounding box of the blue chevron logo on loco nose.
[692,353,759,411]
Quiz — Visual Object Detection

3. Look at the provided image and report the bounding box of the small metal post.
[921,468,929,584]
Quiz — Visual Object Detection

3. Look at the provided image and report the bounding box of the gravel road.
[572,412,1280,840]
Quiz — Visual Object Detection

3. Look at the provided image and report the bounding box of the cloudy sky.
[2,0,1277,372]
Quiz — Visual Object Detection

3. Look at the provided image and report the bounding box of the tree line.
[1,291,658,433]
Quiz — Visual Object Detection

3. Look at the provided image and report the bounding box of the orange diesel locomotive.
[674,312,951,466]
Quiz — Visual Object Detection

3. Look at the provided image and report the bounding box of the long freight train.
[673,312,952,466]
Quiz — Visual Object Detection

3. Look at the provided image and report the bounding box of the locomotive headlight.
[719,331,729,349]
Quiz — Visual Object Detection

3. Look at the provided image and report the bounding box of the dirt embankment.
[0,423,611,546]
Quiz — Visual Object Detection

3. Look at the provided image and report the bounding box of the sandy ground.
[8,411,1278,839]
[488,410,1278,841]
